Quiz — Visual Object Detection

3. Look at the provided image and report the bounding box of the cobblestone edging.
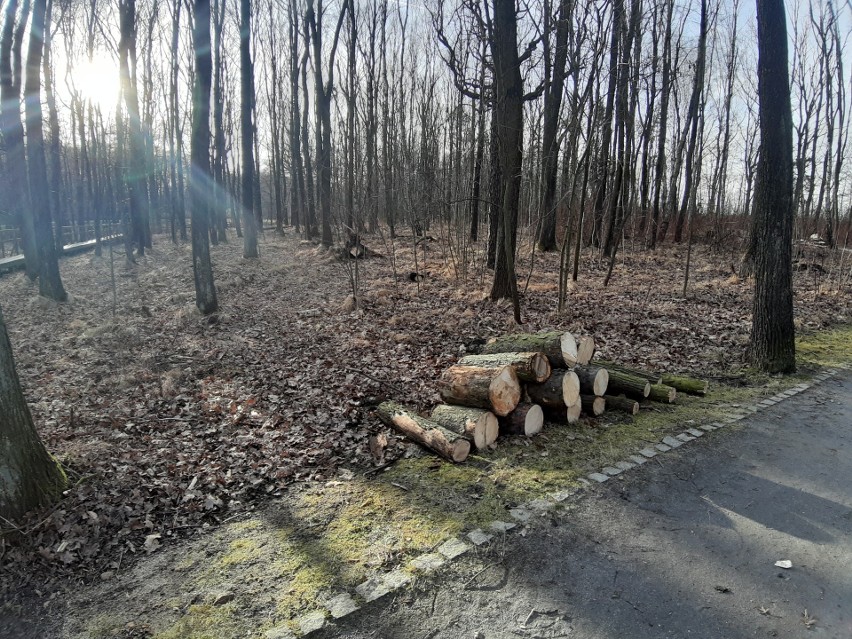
[265,366,848,638]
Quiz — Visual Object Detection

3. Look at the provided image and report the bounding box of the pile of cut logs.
[375,331,707,463]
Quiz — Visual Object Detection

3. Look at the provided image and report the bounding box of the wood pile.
[375,331,708,463]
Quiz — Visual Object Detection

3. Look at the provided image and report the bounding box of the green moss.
[797,323,852,368]
[155,604,241,639]
[218,538,263,568]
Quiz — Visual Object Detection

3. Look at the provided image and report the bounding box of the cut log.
[457,351,550,383]
[542,400,582,425]
[565,401,582,424]
[660,374,708,396]
[438,364,521,417]
[606,369,651,399]
[525,370,580,410]
[574,365,609,396]
[580,394,606,416]
[595,359,662,385]
[603,394,640,415]
[430,405,498,450]
[576,335,596,365]
[482,331,578,368]
[376,401,470,462]
[647,383,677,403]
[498,403,544,437]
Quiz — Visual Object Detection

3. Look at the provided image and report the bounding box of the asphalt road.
[321,372,852,639]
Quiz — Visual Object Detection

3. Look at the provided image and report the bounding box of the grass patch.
[155,604,241,639]
[797,323,852,368]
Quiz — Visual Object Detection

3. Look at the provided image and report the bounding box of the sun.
[72,55,122,113]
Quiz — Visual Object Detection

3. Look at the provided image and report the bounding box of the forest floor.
[0,229,850,639]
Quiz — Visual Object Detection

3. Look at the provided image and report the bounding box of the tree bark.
[0,305,67,520]
[430,405,498,450]
[190,0,218,315]
[240,0,258,258]
[24,0,66,301]
[526,369,580,410]
[377,401,470,462]
[749,0,795,373]
[573,365,609,396]
[498,402,544,437]
[481,331,577,368]
[438,364,521,417]
[457,351,550,383]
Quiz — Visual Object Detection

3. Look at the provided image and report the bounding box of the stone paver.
[355,576,391,602]
[687,428,704,437]
[490,520,517,533]
[265,627,296,639]
[509,508,532,523]
[467,529,493,546]
[409,553,446,573]
[615,461,636,471]
[661,436,682,448]
[676,433,695,443]
[298,610,326,635]
[437,538,470,559]
[654,444,672,453]
[602,466,623,476]
[382,569,413,591]
[588,473,610,483]
[327,593,360,619]
[639,448,658,458]
[628,455,648,466]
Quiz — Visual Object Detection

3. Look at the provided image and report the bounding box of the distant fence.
[0,222,122,259]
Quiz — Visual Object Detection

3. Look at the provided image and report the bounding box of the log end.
[642,380,651,398]
[576,335,596,366]
[594,368,609,396]
[560,331,578,367]
[593,396,606,416]
[451,439,471,462]
[565,401,581,424]
[562,370,581,407]
[532,352,552,383]
[524,404,544,436]
[489,365,521,416]
[483,412,499,447]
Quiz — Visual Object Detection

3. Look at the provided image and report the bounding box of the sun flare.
[72,56,121,112]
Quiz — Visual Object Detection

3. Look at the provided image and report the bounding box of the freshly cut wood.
[576,335,596,365]
[376,401,470,462]
[482,331,578,368]
[606,369,651,399]
[595,359,662,384]
[580,394,606,416]
[647,383,677,403]
[498,403,544,437]
[526,370,580,409]
[574,365,609,396]
[430,404,498,449]
[438,364,521,417]
[565,401,582,424]
[457,351,550,383]
[660,374,708,396]
[603,394,640,415]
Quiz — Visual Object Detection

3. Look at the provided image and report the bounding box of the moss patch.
[155,604,241,639]
[796,323,852,368]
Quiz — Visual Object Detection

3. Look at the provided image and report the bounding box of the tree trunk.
[240,0,258,258]
[24,0,66,301]
[0,305,67,520]
[749,0,795,373]
[377,401,470,462]
[660,374,708,396]
[580,394,605,416]
[605,369,651,399]
[190,0,218,315]
[647,383,676,403]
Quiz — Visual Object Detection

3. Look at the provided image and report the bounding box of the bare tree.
[749,0,795,373]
